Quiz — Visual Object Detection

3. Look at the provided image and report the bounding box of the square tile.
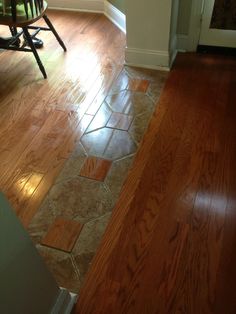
[80,157,112,181]
[41,218,83,252]
[128,79,150,92]
[107,113,133,130]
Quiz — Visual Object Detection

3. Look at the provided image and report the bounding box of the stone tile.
[147,74,168,103]
[105,155,135,199]
[106,112,133,131]
[127,79,150,93]
[36,245,81,293]
[106,90,154,116]
[86,102,112,133]
[81,128,137,160]
[80,157,112,181]
[125,65,168,81]
[55,142,87,184]
[28,197,56,245]
[108,68,131,94]
[72,213,111,283]
[48,177,113,224]
[41,218,83,252]
[129,111,153,144]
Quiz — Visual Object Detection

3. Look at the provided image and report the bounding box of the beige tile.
[106,112,133,130]
[81,128,137,160]
[49,177,113,224]
[128,79,150,93]
[37,245,81,293]
[55,142,87,184]
[105,155,135,199]
[106,91,155,116]
[72,213,111,283]
[129,111,153,144]
[86,102,112,133]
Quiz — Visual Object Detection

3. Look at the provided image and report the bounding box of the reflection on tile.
[55,142,87,184]
[80,157,112,181]
[86,102,112,133]
[105,155,135,199]
[129,111,153,144]
[106,91,154,116]
[107,112,133,131]
[37,245,81,293]
[108,69,130,94]
[41,218,83,252]
[73,213,111,283]
[49,177,113,224]
[128,79,150,93]
[81,128,137,160]
[125,65,167,81]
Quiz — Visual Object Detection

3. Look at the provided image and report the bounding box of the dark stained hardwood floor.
[75,53,236,314]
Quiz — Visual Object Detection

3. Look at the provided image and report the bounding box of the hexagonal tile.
[28,197,56,245]
[105,90,154,116]
[86,102,112,133]
[48,177,113,224]
[72,213,111,283]
[37,245,81,293]
[55,142,87,184]
[147,74,168,103]
[108,69,131,94]
[105,155,135,199]
[81,128,137,160]
[129,111,153,144]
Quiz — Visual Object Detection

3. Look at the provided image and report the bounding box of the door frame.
[187,0,205,51]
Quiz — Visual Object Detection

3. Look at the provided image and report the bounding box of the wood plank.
[0,10,125,226]
[41,218,83,252]
[75,53,236,314]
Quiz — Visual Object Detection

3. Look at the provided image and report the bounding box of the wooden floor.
[0,11,125,227]
[75,53,236,314]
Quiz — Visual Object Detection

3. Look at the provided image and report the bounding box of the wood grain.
[80,157,112,181]
[0,10,125,227]
[41,217,83,252]
[75,53,236,314]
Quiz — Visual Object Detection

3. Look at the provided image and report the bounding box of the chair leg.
[22,27,47,79]
[43,14,67,52]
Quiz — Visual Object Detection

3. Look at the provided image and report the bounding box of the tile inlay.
[27,64,167,294]
[41,218,83,252]
[128,79,150,92]
[82,128,137,160]
[106,112,133,131]
[80,157,112,181]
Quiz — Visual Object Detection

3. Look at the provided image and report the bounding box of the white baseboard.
[48,0,104,12]
[104,1,126,33]
[51,288,77,314]
[177,34,188,52]
[125,47,170,71]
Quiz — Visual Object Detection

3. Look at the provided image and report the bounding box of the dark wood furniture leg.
[43,14,67,51]
[22,27,47,78]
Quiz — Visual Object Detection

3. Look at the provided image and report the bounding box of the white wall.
[177,0,192,35]
[125,0,173,69]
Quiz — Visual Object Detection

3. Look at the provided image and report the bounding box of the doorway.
[198,0,236,48]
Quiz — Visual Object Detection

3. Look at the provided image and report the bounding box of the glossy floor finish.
[75,53,236,314]
[28,66,167,292]
[0,10,126,227]
[0,11,168,293]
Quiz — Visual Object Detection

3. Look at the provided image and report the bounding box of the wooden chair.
[0,0,66,78]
